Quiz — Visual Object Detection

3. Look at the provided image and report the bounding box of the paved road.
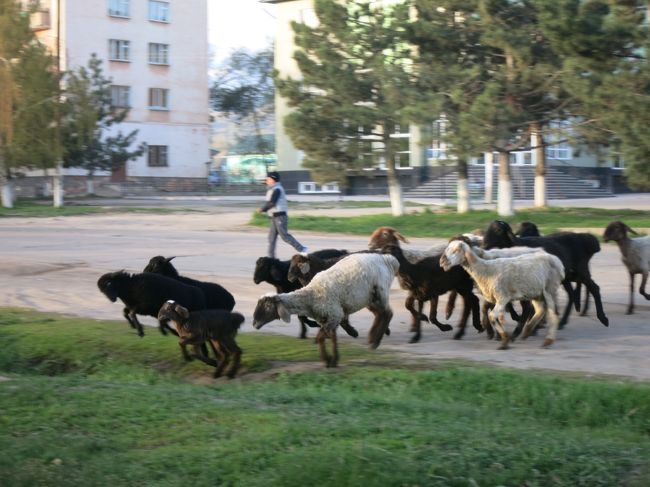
[1,195,649,380]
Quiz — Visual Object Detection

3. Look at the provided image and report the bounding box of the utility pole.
[52,0,64,208]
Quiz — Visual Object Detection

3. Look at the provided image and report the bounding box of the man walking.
[258,171,308,258]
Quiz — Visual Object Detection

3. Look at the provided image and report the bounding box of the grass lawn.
[1,308,649,486]
[0,200,204,218]
[251,206,650,238]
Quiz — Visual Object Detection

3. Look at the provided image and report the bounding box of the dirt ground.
[1,200,649,381]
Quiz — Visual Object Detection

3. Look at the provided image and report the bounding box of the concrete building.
[263,0,625,198]
[29,0,210,192]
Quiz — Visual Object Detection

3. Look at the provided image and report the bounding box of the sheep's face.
[483,220,516,249]
[157,300,190,324]
[254,257,284,284]
[143,256,177,277]
[368,226,407,251]
[515,221,540,238]
[97,272,120,302]
[441,241,467,271]
[603,221,635,242]
[252,296,290,329]
[287,255,310,283]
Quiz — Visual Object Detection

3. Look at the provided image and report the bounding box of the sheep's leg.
[558,281,575,329]
[574,282,583,313]
[126,310,145,337]
[212,341,229,378]
[639,271,650,300]
[445,290,458,320]
[368,305,392,350]
[482,301,495,339]
[583,278,609,327]
[123,307,137,330]
[506,302,521,322]
[190,344,220,367]
[627,271,636,314]
[297,315,315,339]
[427,296,453,334]
[223,337,242,378]
[453,290,479,340]
[541,292,560,347]
[489,304,510,350]
[316,328,332,367]
[512,301,534,340]
[405,295,425,337]
[328,328,339,368]
[340,318,359,338]
[178,338,219,367]
[521,300,546,340]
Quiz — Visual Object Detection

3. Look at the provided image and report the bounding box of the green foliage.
[62,54,144,176]
[1,308,649,486]
[0,0,58,176]
[276,0,413,189]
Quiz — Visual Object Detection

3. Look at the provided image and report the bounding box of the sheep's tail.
[226,312,245,335]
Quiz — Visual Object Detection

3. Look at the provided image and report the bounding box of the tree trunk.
[383,128,404,216]
[484,151,494,204]
[53,161,63,208]
[531,122,547,208]
[1,177,14,208]
[497,151,513,216]
[457,158,470,213]
[86,173,95,195]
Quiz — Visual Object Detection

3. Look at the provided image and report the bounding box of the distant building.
[263,0,625,198]
[31,0,210,190]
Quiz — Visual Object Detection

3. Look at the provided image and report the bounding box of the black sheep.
[97,271,206,337]
[253,248,350,338]
[383,244,481,343]
[483,220,608,328]
[143,256,235,311]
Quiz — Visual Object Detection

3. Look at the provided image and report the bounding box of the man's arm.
[259,188,281,212]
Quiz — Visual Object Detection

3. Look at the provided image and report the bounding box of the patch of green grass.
[1,308,649,486]
[0,201,200,218]
[251,206,650,238]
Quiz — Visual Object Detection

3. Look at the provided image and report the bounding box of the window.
[149,1,169,22]
[108,0,130,17]
[108,39,130,61]
[430,118,447,160]
[391,123,410,168]
[148,43,169,64]
[147,145,168,167]
[110,85,130,108]
[546,120,572,160]
[148,88,169,109]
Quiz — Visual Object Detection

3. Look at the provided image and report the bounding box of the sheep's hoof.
[409,334,421,344]
[453,330,464,340]
[599,316,610,327]
[626,308,634,315]
[445,311,453,320]
[498,343,510,350]
[542,338,554,348]
[438,324,453,332]
[384,327,390,336]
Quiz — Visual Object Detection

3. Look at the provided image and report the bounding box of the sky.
[208,0,276,65]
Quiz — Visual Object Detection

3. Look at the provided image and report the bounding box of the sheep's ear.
[166,256,176,262]
[174,304,190,319]
[625,224,639,235]
[299,261,310,275]
[395,231,409,243]
[464,246,476,265]
[276,301,291,323]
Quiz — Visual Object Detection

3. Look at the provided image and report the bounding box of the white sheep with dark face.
[441,240,565,350]
[252,253,399,368]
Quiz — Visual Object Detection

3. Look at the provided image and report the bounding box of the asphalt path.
[2,196,650,380]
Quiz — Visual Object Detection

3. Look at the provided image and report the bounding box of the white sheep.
[440,240,565,349]
[603,221,650,314]
[252,253,399,367]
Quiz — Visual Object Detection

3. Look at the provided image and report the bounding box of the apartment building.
[31,0,210,187]
[264,0,623,197]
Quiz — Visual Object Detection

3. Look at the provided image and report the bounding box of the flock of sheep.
[97,219,650,378]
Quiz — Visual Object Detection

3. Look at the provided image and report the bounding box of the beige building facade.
[32,0,210,183]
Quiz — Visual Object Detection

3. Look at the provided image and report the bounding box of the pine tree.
[62,54,144,194]
[276,0,413,216]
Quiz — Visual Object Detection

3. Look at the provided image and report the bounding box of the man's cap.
[267,171,280,182]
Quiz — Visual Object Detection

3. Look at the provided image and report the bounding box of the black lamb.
[253,248,349,338]
[97,271,207,337]
[383,244,481,343]
[143,256,235,311]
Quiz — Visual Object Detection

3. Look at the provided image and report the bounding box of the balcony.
[30,9,50,31]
